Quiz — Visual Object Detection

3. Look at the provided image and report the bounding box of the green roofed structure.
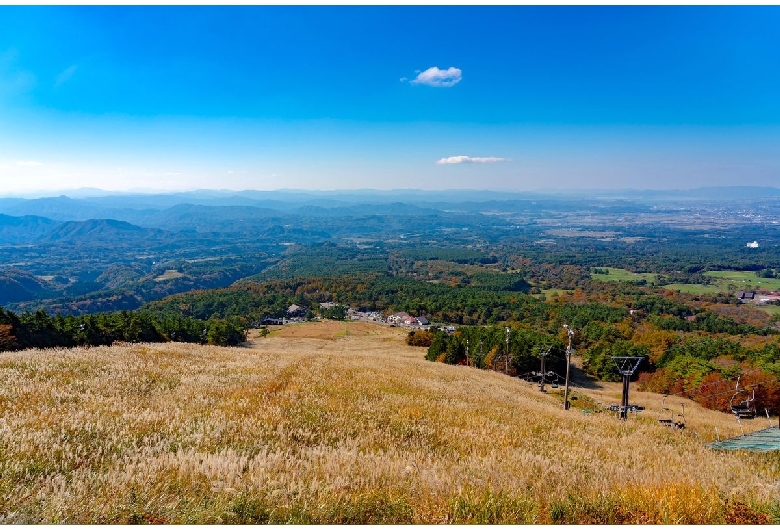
[709,427,780,452]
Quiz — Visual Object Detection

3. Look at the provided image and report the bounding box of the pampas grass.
[0,322,778,523]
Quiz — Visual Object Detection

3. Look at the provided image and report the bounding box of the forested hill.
[0,214,59,244]
[40,219,161,243]
[138,273,780,416]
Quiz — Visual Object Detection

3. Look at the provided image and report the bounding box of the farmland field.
[1,321,778,524]
[704,270,780,292]
[593,268,780,297]
[590,267,659,284]
[660,283,723,295]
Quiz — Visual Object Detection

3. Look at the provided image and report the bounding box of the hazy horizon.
[2,6,779,195]
[4,184,780,201]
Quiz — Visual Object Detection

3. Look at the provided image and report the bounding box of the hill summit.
[0,321,776,524]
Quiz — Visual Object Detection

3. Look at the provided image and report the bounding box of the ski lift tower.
[563,325,575,410]
[538,345,552,393]
[505,326,511,374]
[613,356,643,420]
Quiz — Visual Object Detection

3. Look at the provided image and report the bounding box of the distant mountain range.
[39,219,163,244]
[4,185,780,204]
[2,186,779,220]
[1,186,778,246]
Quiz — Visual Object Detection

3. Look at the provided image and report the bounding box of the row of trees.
[0,307,246,351]
[425,325,569,377]
[424,320,780,415]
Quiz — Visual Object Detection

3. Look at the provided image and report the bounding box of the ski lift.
[730,377,756,420]
[657,395,673,427]
[549,372,560,389]
[657,395,685,429]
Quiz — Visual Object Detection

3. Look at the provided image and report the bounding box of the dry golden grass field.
[1,321,779,524]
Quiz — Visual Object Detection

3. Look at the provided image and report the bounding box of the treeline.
[145,274,635,330]
[147,274,550,326]
[0,307,246,351]
[425,325,569,377]
[571,317,780,414]
[425,315,780,415]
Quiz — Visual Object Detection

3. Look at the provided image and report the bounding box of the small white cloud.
[16,160,44,166]
[54,65,78,87]
[436,156,512,165]
[410,66,462,87]
[399,76,408,83]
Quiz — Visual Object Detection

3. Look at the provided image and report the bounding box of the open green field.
[536,288,572,300]
[663,271,780,298]
[704,270,780,291]
[1,321,777,524]
[593,268,780,298]
[756,304,780,316]
[660,283,724,295]
[590,267,659,284]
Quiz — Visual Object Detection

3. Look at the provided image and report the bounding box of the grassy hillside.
[1,321,778,524]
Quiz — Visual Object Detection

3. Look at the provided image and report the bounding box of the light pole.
[563,324,575,410]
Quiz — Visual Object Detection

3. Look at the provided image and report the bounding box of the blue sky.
[1,6,779,194]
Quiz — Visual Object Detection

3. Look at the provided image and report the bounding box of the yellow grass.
[1,321,778,523]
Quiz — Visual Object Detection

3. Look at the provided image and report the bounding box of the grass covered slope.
[1,321,779,524]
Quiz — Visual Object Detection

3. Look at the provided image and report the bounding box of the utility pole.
[466,338,470,367]
[563,325,574,410]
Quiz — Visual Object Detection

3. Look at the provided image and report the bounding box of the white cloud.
[54,65,78,87]
[16,160,44,166]
[410,66,462,87]
[436,156,512,165]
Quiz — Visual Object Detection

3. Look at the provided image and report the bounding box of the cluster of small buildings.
[347,308,382,321]
[346,308,432,329]
[737,290,780,304]
[259,303,309,325]
[259,303,451,332]
[385,311,429,327]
